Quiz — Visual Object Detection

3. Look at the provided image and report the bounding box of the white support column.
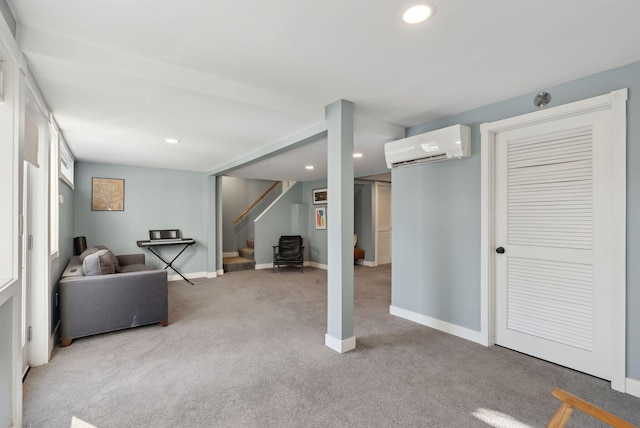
[325,100,355,353]
[206,175,218,278]
[215,177,224,276]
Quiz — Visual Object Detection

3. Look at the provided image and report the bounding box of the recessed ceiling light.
[402,4,435,24]
[305,165,314,170]
[353,153,363,158]
[165,138,180,144]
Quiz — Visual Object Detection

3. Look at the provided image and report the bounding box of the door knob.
[496,247,505,254]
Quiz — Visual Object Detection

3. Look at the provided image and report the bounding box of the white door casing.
[21,163,31,376]
[22,78,52,366]
[480,89,627,392]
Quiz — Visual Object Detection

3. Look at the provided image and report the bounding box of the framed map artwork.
[92,177,125,211]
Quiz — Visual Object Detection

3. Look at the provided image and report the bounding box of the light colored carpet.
[24,265,640,427]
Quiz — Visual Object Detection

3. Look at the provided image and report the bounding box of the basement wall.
[73,162,208,276]
[391,59,640,381]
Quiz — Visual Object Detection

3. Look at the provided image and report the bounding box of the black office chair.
[272,235,304,273]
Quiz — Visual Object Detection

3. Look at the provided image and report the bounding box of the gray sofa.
[59,252,168,346]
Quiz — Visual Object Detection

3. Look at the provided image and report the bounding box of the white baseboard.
[168,271,206,282]
[206,272,217,278]
[626,378,640,398]
[216,269,224,276]
[256,262,327,270]
[307,261,328,270]
[325,334,356,353]
[389,305,484,345]
[361,260,377,267]
[223,251,239,257]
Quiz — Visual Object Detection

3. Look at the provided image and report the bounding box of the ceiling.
[8,0,640,181]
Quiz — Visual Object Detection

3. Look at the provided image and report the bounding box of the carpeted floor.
[23,265,640,427]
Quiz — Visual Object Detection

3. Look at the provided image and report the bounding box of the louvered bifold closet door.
[506,127,594,351]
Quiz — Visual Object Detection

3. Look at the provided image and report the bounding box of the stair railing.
[233,181,281,223]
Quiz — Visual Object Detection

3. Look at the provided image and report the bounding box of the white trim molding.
[167,271,206,282]
[480,89,628,392]
[307,261,328,270]
[361,260,377,267]
[325,334,356,353]
[626,378,640,398]
[206,271,217,279]
[257,261,328,270]
[222,251,239,258]
[390,305,484,345]
[255,263,272,270]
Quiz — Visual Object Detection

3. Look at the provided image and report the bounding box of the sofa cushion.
[119,263,151,273]
[80,245,121,272]
[82,249,116,276]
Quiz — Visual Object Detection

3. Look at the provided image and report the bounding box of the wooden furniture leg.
[60,339,72,347]
[547,388,635,428]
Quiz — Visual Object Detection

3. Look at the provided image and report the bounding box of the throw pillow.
[80,245,121,272]
[82,249,116,276]
[95,245,121,273]
[79,246,101,262]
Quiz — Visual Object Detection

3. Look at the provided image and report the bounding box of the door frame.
[21,161,31,376]
[479,89,627,392]
[21,74,52,367]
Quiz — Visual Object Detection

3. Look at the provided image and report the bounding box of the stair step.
[223,256,256,272]
[239,247,254,260]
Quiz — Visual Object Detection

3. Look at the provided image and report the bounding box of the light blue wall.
[393,60,640,380]
[297,179,376,265]
[74,162,208,274]
[392,158,479,329]
[354,182,375,262]
[302,180,329,264]
[221,177,281,253]
[50,180,74,333]
[253,183,304,264]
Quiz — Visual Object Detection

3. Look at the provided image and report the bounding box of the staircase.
[222,239,256,272]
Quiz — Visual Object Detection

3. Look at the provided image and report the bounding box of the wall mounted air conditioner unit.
[384,124,471,168]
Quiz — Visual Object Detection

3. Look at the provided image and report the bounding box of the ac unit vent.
[384,124,471,169]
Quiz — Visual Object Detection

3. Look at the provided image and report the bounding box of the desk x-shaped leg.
[145,243,194,285]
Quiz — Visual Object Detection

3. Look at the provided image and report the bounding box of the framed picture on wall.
[313,188,328,204]
[92,177,125,211]
[315,206,327,230]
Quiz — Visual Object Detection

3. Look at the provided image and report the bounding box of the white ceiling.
[8,0,640,181]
